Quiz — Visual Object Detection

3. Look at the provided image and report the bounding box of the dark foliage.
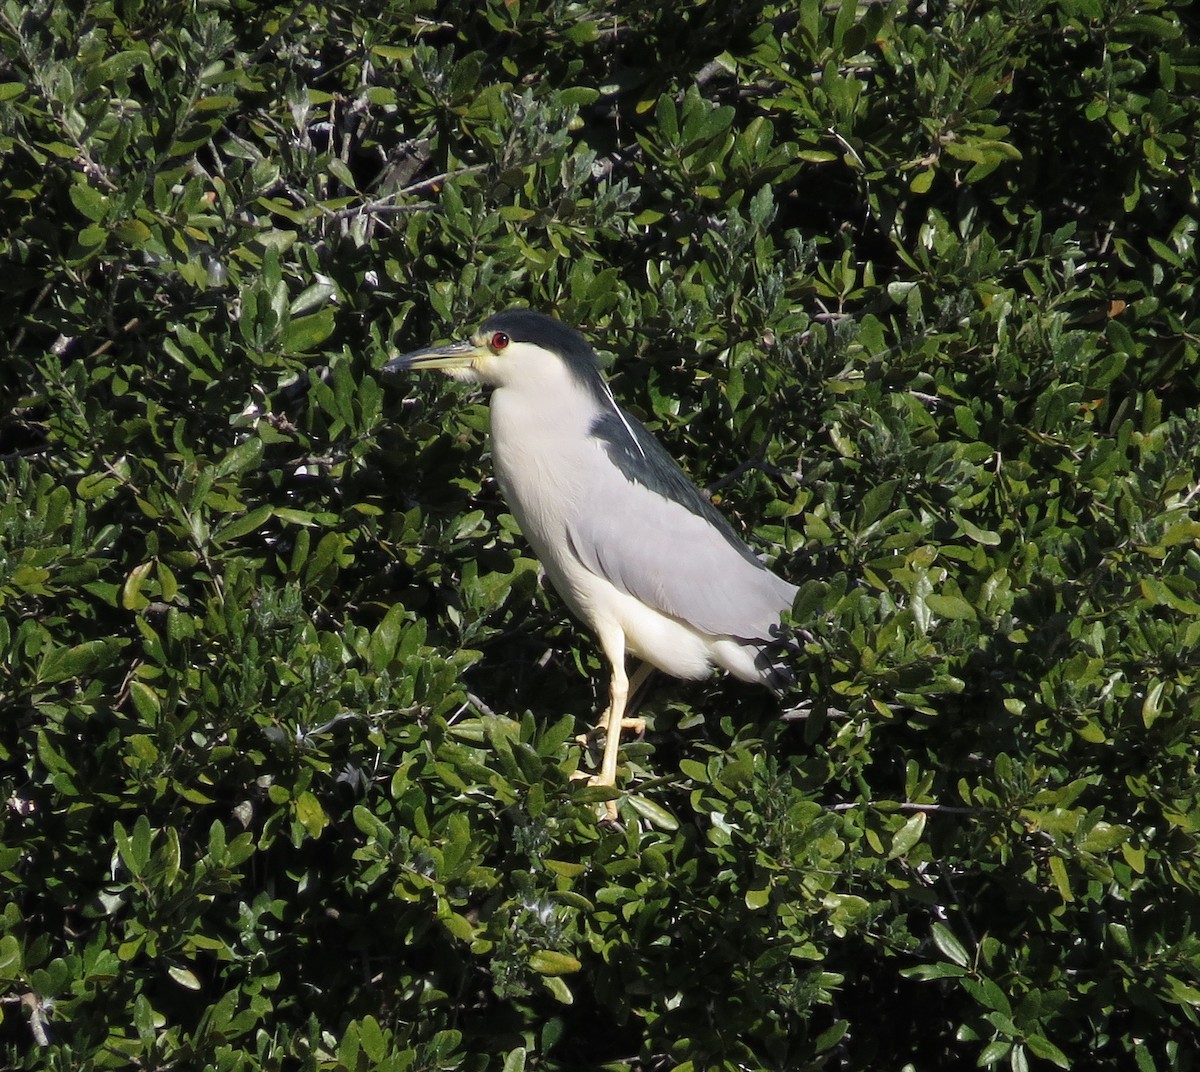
[2,1,1198,1069]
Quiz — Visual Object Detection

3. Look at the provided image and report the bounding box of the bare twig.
[942,867,979,947]
[12,281,52,356]
[447,691,500,724]
[828,801,981,815]
[705,452,787,496]
[0,993,52,1047]
[327,166,487,222]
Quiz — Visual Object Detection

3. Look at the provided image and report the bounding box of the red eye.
[490,331,510,352]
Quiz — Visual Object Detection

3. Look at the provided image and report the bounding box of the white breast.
[489,376,598,610]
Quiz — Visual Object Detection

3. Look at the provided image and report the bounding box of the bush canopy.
[2,1,1198,1069]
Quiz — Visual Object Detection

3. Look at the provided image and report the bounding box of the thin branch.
[828,801,982,815]
[0,442,53,465]
[705,452,787,496]
[12,281,53,355]
[331,201,436,220]
[466,691,499,719]
[248,7,302,67]
[87,318,140,360]
[942,867,980,947]
[447,691,499,725]
[327,166,487,221]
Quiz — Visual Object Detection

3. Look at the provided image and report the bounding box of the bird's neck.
[488,381,596,539]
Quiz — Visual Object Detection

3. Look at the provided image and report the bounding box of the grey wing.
[565,441,797,641]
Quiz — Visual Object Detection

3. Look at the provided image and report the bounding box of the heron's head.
[385,309,605,394]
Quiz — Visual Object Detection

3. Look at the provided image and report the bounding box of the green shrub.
[2,1,1198,1069]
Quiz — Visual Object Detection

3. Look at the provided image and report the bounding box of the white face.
[423,329,570,392]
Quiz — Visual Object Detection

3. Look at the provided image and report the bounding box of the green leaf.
[76,223,109,250]
[290,281,337,317]
[1141,679,1166,728]
[328,157,357,189]
[282,309,335,353]
[888,811,927,859]
[910,168,935,193]
[212,505,273,545]
[359,1016,387,1063]
[215,437,265,478]
[194,95,239,112]
[856,479,899,528]
[1025,1034,1070,1068]
[38,639,119,684]
[122,561,154,610]
[295,791,328,838]
[168,965,202,990]
[955,513,1001,545]
[441,911,476,941]
[925,594,977,620]
[129,682,162,723]
[744,887,771,910]
[1049,855,1073,902]
[113,219,152,244]
[901,962,967,980]
[1079,821,1131,854]
[978,1040,1011,1065]
[541,974,574,1005]
[814,1020,849,1053]
[69,182,110,221]
[529,950,581,976]
[931,923,970,967]
[627,794,679,831]
[77,471,123,500]
[655,94,679,143]
[0,935,24,980]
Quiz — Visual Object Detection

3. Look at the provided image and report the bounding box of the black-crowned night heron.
[388,309,797,816]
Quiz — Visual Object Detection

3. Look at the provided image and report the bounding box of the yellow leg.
[625,660,654,707]
[595,667,628,796]
[585,648,656,821]
[575,662,653,744]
